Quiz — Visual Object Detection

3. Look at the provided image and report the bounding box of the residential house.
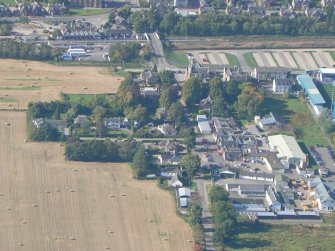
[279,8,296,18]
[158,140,181,154]
[170,173,183,188]
[32,118,67,129]
[158,123,177,136]
[74,115,90,126]
[45,3,66,16]
[185,59,211,81]
[248,6,266,16]
[255,112,287,130]
[223,66,248,82]
[140,70,159,85]
[265,186,281,212]
[252,67,290,81]
[309,177,335,211]
[239,170,275,182]
[268,134,307,168]
[158,153,181,165]
[226,6,242,15]
[161,166,182,177]
[140,87,159,98]
[273,78,291,94]
[105,117,121,129]
[200,96,213,112]
[305,8,327,19]
[174,0,189,7]
[262,152,286,173]
[212,116,240,141]
[291,0,310,10]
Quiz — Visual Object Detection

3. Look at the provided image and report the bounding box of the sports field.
[0,59,122,109]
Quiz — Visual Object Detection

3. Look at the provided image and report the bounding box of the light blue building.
[297,74,326,115]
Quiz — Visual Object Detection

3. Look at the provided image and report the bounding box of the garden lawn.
[261,95,329,147]
[166,50,189,67]
[67,8,112,16]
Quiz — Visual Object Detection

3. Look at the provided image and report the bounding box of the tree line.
[0,40,54,60]
[131,7,335,36]
[209,186,238,246]
[65,139,136,162]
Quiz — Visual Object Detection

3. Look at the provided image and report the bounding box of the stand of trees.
[209,186,238,246]
[130,7,335,36]
[0,23,11,36]
[30,125,62,141]
[109,42,142,63]
[0,41,53,60]
[65,139,135,162]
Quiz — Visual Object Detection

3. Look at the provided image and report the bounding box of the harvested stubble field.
[0,59,194,250]
[0,112,193,251]
[0,59,122,109]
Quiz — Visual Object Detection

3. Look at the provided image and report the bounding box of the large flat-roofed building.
[297,74,326,115]
[319,68,335,83]
[268,134,307,168]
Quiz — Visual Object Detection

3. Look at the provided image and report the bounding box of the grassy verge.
[66,8,112,16]
[51,61,110,67]
[329,51,335,61]
[0,86,41,91]
[261,95,329,147]
[0,97,16,102]
[225,53,240,66]
[165,50,189,67]
[226,218,335,251]
[243,52,258,68]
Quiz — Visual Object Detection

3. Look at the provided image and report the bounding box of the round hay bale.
[121,194,126,197]
[68,72,72,75]
[187,240,192,242]
[18,83,22,86]
[0,193,4,196]
[104,247,110,250]
[82,86,87,90]
[69,189,75,193]
[149,219,154,222]
[21,220,27,224]
[73,169,78,172]
[108,231,113,234]
[45,190,50,194]
[70,237,76,240]
[32,204,38,208]
[109,194,115,197]
[24,139,27,142]
[55,189,60,192]
[17,242,24,246]
[163,238,169,241]
[6,207,11,210]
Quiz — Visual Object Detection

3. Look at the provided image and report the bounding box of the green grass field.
[261,95,329,147]
[243,53,258,68]
[166,50,189,67]
[225,53,240,66]
[0,86,41,91]
[226,219,335,251]
[67,8,112,16]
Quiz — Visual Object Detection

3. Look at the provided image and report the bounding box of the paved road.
[196,179,216,251]
[148,32,185,72]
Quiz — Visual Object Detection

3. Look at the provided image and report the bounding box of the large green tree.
[182,77,201,107]
[209,76,224,100]
[180,153,200,178]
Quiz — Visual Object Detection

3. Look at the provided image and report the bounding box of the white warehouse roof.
[319,68,335,74]
[178,187,191,197]
[268,135,305,160]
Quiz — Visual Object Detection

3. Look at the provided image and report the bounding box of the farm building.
[255,112,286,130]
[296,74,326,115]
[268,134,307,168]
[318,68,335,83]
